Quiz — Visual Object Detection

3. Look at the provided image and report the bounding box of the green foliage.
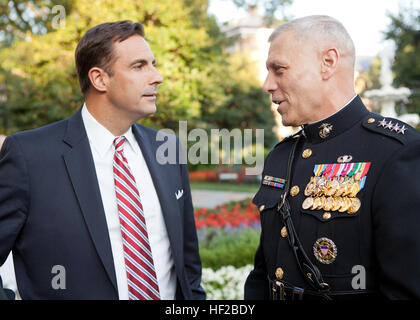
[366,56,381,90]
[384,5,420,116]
[0,0,279,141]
[0,0,229,133]
[198,227,260,269]
[198,53,276,149]
[0,0,74,47]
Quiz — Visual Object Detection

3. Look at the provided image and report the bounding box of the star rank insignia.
[385,120,394,130]
[392,123,400,132]
[378,118,388,127]
[398,125,407,134]
[376,118,407,135]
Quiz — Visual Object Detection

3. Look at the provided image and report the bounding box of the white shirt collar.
[81,103,140,158]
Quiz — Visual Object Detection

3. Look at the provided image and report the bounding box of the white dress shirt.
[81,104,176,300]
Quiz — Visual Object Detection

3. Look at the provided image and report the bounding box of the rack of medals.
[302,162,371,214]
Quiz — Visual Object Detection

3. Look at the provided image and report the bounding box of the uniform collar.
[81,103,140,158]
[301,95,369,144]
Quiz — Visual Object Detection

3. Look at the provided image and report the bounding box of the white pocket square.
[175,189,184,200]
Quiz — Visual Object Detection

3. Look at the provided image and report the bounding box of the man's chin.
[134,104,156,120]
[281,117,300,128]
[279,112,291,127]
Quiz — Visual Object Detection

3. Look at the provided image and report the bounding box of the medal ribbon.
[322,164,333,178]
[313,165,320,176]
[341,163,353,177]
[315,164,325,176]
[355,162,371,181]
[347,162,360,177]
[335,163,346,178]
[354,163,366,181]
[329,164,341,180]
[358,176,367,190]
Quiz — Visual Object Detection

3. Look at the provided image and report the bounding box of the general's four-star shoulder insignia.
[377,118,407,135]
[363,116,413,146]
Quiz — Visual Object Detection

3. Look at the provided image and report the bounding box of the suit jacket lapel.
[62,109,118,294]
[132,125,183,262]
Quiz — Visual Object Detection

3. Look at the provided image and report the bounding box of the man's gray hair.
[269,15,355,64]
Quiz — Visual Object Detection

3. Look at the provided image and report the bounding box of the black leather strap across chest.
[276,134,331,298]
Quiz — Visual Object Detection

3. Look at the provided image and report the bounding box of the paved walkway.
[191,190,254,208]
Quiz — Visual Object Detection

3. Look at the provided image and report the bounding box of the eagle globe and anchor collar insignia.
[301,95,370,144]
[313,237,337,264]
[319,123,333,139]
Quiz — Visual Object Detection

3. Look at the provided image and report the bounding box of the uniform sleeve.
[372,139,420,299]
[244,150,276,300]
[244,236,270,300]
[0,135,29,266]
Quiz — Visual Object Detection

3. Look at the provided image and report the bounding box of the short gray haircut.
[269,15,355,65]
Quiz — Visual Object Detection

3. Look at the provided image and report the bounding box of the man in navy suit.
[0,20,205,300]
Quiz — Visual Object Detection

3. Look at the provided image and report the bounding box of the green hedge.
[199,227,260,269]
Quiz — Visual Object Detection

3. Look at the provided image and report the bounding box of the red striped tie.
[113,136,160,300]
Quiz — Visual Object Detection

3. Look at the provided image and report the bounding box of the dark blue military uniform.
[245,95,420,300]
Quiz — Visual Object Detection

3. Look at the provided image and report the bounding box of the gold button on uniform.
[302,148,312,159]
[281,226,288,238]
[367,118,375,124]
[275,267,284,280]
[290,185,300,197]
[323,212,331,220]
[259,205,265,211]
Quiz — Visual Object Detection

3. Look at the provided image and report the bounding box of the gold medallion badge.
[313,237,337,264]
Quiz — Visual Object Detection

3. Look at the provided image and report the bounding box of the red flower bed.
[194,198,260,229]
[189,170,218,182]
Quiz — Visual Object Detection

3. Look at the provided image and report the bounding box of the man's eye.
[134,64,143,69]
[275,68,285,76]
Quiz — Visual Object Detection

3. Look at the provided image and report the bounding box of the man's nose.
[262,73,277,94]
[152,68,164,85]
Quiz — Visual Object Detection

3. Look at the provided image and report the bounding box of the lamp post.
[0,85,7,133]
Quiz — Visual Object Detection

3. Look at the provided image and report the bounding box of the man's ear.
[87,67,109,92]
[320,47,339,80]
